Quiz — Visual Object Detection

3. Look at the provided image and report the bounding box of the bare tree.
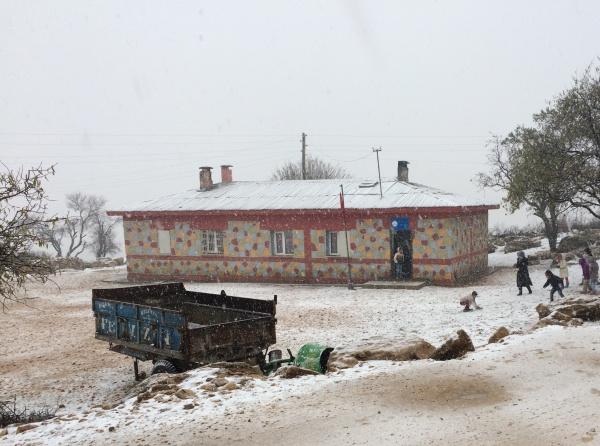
[0,164,57,310]
[36,221,66,257]
[90,214,120,258]
[271,156,351,180]
[63,193,106,258]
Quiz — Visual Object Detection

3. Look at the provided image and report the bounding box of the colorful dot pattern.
[123,213,488,283]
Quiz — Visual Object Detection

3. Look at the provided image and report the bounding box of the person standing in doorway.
[515,251,533,295]
[393,246,404,280]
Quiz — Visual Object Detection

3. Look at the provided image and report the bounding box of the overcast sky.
[1,0,599,228]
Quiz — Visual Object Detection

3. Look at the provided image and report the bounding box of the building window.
[326,231,339,256]
[158,230,171,255]
[272,231,294,255]
[201,230,224,254]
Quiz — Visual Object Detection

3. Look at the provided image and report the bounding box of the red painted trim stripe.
[109,206,497,219]
[126,250,486,266]
[312,257,389,264]
[126,254,390,265]
[126,273,453,285]
[127,254,303,263]
[127,272,311,284]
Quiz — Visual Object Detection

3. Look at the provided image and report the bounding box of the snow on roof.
[111,179,498,213]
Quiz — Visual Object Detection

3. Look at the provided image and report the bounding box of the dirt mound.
[328,333,476,369]
[209,362,264,378]
[274,365,319,379]
[105,363,263,408]
[101,372,189,407]
[429,330,475,361]
[534,296,600,329]
[328,339,436,370]
[133,374,192,404]
[488,326,510,344]
[536,303,551,319]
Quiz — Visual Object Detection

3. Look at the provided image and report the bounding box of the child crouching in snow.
[543,270,564,302]
[460,291,481,312]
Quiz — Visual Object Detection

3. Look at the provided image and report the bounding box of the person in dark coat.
[515,251,532,295]
[543,270,564,302]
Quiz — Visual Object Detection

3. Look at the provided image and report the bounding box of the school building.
[108,162,498,285]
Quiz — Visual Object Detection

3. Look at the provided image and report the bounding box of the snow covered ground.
[4,325,600,445]
[0,248,594,445]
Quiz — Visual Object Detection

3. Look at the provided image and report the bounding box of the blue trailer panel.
[94,298,186,353]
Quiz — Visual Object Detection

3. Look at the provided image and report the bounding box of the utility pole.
[340,184,354,290]
[301,132,307,180]
[373,146,383,198]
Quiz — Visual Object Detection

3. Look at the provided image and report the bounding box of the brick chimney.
[199,166,213,191]
[220,165,233,183]
[397,161,409,182]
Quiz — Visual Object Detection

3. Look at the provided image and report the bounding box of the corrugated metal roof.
[111,179,497,213]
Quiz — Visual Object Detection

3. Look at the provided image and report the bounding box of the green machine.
[259,343,334,375]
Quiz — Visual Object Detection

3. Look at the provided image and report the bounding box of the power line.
[0,131,297,137]
[310,134,490,139]
[311,152,372,163]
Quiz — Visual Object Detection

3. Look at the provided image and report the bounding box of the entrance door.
[391,229,412,280]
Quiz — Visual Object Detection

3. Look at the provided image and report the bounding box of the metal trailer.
[92,282,277,378]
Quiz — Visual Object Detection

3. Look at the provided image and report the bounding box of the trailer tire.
[151,360,178,375]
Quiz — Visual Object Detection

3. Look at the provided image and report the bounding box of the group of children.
[459,247,599,312]
[543,248,599,301]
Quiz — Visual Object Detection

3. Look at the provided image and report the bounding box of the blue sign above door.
[391,217,409,231]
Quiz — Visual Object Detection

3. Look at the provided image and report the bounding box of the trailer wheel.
[151,359,178,375]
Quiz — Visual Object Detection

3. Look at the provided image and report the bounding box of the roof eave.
[107,204,499,218]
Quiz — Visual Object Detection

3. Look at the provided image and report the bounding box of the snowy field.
[0,248,595,445]
[5,325,600,445]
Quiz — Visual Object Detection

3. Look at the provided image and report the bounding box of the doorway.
[391,229,412,280]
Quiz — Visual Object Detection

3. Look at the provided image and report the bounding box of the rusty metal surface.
[92,282,276,366]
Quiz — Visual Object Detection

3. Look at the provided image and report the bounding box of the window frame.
[325,231,339,256]
[272,230,294,255]
[201,230,225,255]
[158,230,171,255]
